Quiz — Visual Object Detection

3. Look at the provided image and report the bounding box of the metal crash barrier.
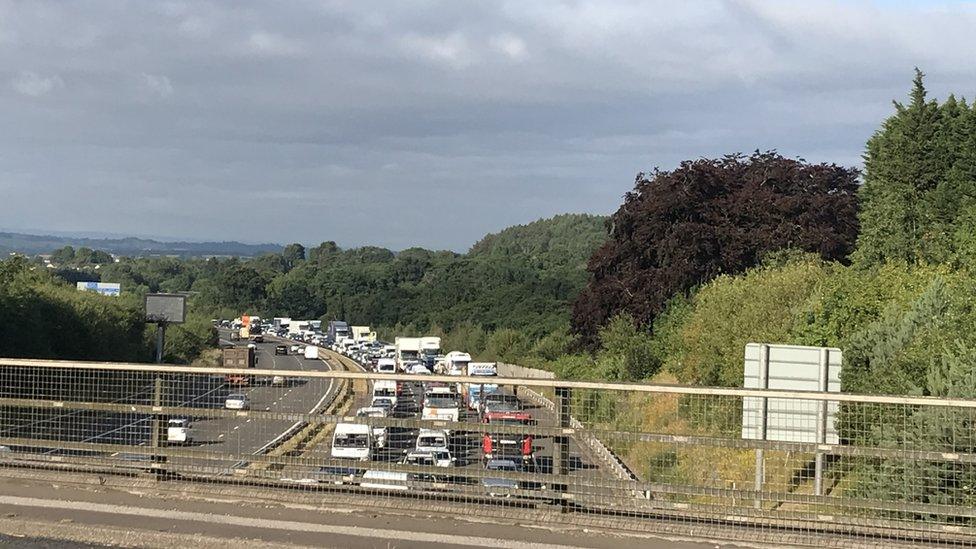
[0,355,975,547]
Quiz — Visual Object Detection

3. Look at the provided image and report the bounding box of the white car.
[224,393,249,410]
[271,375,286,386]
[407,363,431,375]
[290,345,301,353]
[403,449,455,468]
[166,418,191,443]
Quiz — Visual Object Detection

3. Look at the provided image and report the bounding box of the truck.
[421,385,460,429]
[273,317,291,330]
[351,325,376,343]
[395,337,422,369]
[419,337,441,370]
[222,346,255,385]
[328,320,350,342]
[441,351,471,375]
[304,346,319,360]
[464,362,498,410]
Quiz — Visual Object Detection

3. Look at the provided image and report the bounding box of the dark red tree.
[571,152,860,347]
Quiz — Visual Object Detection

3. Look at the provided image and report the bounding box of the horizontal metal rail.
[5,357,976,408]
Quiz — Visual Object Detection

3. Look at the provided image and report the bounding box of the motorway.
[0,337,339,474]
[278,347,603,490]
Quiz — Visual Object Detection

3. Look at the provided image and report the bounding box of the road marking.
[0,496,586,549]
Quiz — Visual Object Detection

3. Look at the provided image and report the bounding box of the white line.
[0,496,585,549]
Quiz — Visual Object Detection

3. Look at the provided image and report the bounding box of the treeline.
[76,214,608,342]
[0,256,215,364]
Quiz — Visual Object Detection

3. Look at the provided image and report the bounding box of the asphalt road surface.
[0,476,738,548]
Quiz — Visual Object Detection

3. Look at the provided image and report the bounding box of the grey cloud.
[1,1,975,250]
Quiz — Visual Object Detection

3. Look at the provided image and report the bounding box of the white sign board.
[76,282,121,297]
[741,343,841,444]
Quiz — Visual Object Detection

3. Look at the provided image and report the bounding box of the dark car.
[274,345,288,355]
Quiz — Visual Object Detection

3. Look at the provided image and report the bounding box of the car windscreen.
[425,397,456,408]
[334,434,369,448]
[417,436,446,447]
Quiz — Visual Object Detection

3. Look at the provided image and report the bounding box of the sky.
[2,1,976,251]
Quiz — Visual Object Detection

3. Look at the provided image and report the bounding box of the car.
[166,418,191,443]
[482,458,520,495]
[482,393,522,415]
[370,396,395,415]
[402,449,455,468]
[290,345,301,353]
[275,345,288,355]
[309,465,364,486]
[271,375,286,386]
[252,335,264,343]
[224,393,249,410]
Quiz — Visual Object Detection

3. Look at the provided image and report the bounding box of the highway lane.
[168,339,338,471]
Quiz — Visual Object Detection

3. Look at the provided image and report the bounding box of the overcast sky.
[2,1,975,251]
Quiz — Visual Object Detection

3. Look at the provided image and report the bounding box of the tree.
[571,151,860,346]
[854,69,976,266]
[281,243,306,271]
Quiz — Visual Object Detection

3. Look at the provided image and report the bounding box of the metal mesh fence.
[0,342,974,547]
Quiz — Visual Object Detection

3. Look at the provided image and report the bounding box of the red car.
[482,410,534,460]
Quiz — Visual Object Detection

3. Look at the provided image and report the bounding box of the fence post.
[814,347,829,496]
[754,344,769,510]
[555,386,572,511]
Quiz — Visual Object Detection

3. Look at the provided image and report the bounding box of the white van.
[376,358,396,374]
[415,429,449,453]
[372,380,398,408]
[331,423,372,461]
[304,346,319,360]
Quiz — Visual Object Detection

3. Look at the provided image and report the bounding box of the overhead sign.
[145,293,186,324]
[741,343,841,444]
[76,282,121,297]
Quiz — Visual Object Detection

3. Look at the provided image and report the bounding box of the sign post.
[144,293,187,456]
[742,343,842,505]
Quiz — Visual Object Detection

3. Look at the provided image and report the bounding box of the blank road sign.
[742,343,841,444]
[145,293,186,324]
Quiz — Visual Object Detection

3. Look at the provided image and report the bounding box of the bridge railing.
[0,357,974,547]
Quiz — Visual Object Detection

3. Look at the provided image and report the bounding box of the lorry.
[351,325,376,343]
[328,320,350,342]
[464,362,498,410]
[304,346,319,360]
[394,337,422,369]
[441,351,471,375]
[419,337,441,370]
[421,385,461,429]
[273,317,291,330]
[222,346,255,385]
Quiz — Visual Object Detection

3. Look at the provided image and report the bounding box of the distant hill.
[468,213,608,270]
[0,232,281,258]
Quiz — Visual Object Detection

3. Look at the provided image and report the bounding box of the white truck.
[304,346,319,360]
[351,325,376,343]
[421,386,460,430]
[441,351,471,375]
[331,423,372,461]
[395,337,422,369]
[419,336,441,370]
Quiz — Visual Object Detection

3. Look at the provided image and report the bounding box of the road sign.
[145,293,186,324]
[741,343,841,444]
[76,282,121,296]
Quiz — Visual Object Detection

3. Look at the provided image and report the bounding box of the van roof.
[417,428,449,437]
[334,423,371,434]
